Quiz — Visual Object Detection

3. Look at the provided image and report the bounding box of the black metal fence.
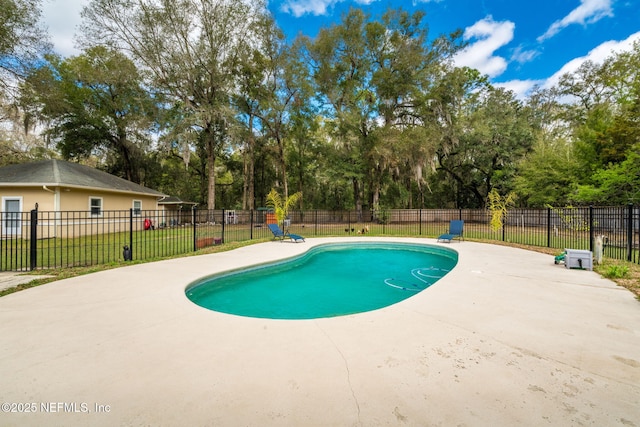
[1,205,638,272]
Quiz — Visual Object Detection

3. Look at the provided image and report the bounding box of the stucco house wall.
[0,160,168,238]
[59,188,160,212]
[1,186,161,212]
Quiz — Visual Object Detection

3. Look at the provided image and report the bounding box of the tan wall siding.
[0,188,56,211]
[2,186,162,238]
[58,188,159,211]
[1,187,160,212]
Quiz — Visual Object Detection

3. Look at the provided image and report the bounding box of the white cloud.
[281,0,337,17]
[281,0,380,17]
[497,31,640,100]
[42,0,87,56]
[538,0,613,42]
[494,79,543,100]
[453,17,515,78]
[542,31,640,89]
[511,46,539,64]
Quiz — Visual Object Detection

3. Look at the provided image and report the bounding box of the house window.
[2,197,23,236]
[89,197,102,216]
[133,200,142,216]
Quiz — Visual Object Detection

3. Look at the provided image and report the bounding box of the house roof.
[158,196,198,206]
[0,159,167,197]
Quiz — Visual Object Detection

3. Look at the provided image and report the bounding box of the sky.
[41,0,640,99]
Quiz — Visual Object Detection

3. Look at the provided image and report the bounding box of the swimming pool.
[186,242,458,319]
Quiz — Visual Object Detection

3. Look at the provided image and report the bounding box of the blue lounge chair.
[437,220,464,243]
[268,223,305,243]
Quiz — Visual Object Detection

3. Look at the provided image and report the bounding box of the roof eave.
[0,183,167,198]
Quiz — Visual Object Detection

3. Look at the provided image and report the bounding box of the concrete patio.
[1,237,639,426]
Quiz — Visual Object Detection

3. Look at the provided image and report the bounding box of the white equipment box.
[564,249,593,271]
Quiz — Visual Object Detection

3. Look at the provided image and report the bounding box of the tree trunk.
[207,138,216,211]
[115,128,138,183]
[353,178,362,221]
[372,185,379,211]
[276,134,288,199]
[242,151,248,210]
[297,162,304,210]
[243,115,256,210]
[371,164,382,212]
[247,148,255,210]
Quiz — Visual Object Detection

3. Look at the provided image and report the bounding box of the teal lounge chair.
[437,220,464,243]
[268,223,305,243]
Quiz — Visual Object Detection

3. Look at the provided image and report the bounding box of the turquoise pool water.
[186,242,458,319]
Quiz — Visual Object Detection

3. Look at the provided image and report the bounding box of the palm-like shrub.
[266,189,302,230]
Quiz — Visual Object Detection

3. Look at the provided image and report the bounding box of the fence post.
[129,208,134,261]
[29,206,38,271]
[250,210,254,240]
[627,203,633,262]
[589,206,594,253]
[221,209,226,244]
[192,208,197,251]
[547,207,551,247]
[637,205,640,264]
[419,208,422,236]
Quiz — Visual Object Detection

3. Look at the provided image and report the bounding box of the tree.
[551,41,640,206]
[81,0,271,209]
[270,40,316,204]
[287,93,321,210]
[1,0,50,163]
[466,86,535,196]
[0,0,49,84]
[234,30,269,210]
[20,47,157,183]
[307,7,460,214]
[366,9,461,210]
[574,144,640,205]
[514,138,579,207]
[306,8,374,217]
[429,70,535,208]
[421,66,484,207]
[251,23,310,203]
[265,188,301,231]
